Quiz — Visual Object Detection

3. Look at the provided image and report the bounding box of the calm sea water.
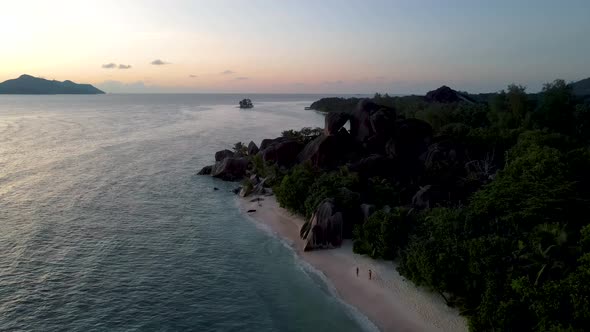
[0,94,375,332]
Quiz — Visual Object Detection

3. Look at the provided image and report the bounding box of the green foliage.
[488,84,532,129]
[250,154,283,186]
[303,167,359,219]
[273,163,316,215]
[353,208,414,259]
[365,177,400,207]
[535,79,575,133]
[301,81,590,330]
[416,103,489,131]
[399,132,590,330]
[281,127,323,144]
[467,144,574,235]
[233,141,248,156]
[573,103,590,142]
[399,208,469,295]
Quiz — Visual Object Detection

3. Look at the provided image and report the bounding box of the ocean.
[0,94,374,331]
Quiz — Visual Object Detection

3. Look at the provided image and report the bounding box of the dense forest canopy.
[272,79,590,331]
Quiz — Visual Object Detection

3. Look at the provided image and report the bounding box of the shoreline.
[239,195,467,332]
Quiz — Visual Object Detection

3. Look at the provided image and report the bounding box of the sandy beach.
[239,195,467,332]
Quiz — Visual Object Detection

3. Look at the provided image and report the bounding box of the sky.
[0,0,588,94]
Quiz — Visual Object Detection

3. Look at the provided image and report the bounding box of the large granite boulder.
[360,203,376,222]
[300,199,343,251]
[211,157,250,181]
[387,118,433,159]
[370,107,397,138]
[412,185,433,209]
[324,112,349,135]
[348,155,396,179]
[347,99,398,155]
[215,149,235,162]
[261,139,304,167]
[197,165,213,175]
[297,133,351,169]
[349,99,379,143]
[260,137,287,151]
[247,141,259,155]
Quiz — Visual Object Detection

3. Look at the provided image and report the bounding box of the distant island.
[0,74,104,95]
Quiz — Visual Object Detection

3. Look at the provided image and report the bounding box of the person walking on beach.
[369,269,372,280]
[356,267,359,277]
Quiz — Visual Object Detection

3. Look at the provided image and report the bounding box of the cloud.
[151,59,169,65]
[189,75,198,78]
[375,76,386,80]
[322,80,344,85]
[235,77,249,80]
[102,63,132,69]
[220,70,235,75]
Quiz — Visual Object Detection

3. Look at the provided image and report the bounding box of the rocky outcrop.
[346,99,399,155]
[211,157,250,181]
[412,185,433,209]
[348,155,396,179]
[411,185,447,209]
[239,98,253,108]
[388,118,433,159]
[370,108,397,139]
[300,199,343,251]
[360,203,376,222]
[261,139,304,167]
[425,86,475,103]
[197,165,213,175]
[215,149,235,162]
[247,141,259,155]
[260,137,287,151]
[324,112,349,135]
[349,100,379,143]
[296,133,352,169]
[426,86,459,103]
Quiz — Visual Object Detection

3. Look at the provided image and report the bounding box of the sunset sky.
[1,0,588,94]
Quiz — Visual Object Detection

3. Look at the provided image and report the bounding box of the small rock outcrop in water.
[300,199,343,251]
[197,165,213,175]
[215,149,235,162]
[239,99,254,109]
[211,157,250,181]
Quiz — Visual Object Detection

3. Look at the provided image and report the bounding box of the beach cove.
[240,196,467,332]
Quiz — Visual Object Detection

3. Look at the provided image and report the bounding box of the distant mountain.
[572,77,590,96]
[0,74,105,94]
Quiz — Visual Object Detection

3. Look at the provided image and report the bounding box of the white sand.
[239,195,467,332]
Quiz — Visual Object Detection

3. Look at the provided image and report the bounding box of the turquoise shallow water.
[0,94,374,331]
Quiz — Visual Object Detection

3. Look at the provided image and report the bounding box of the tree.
[535,79,575,133]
